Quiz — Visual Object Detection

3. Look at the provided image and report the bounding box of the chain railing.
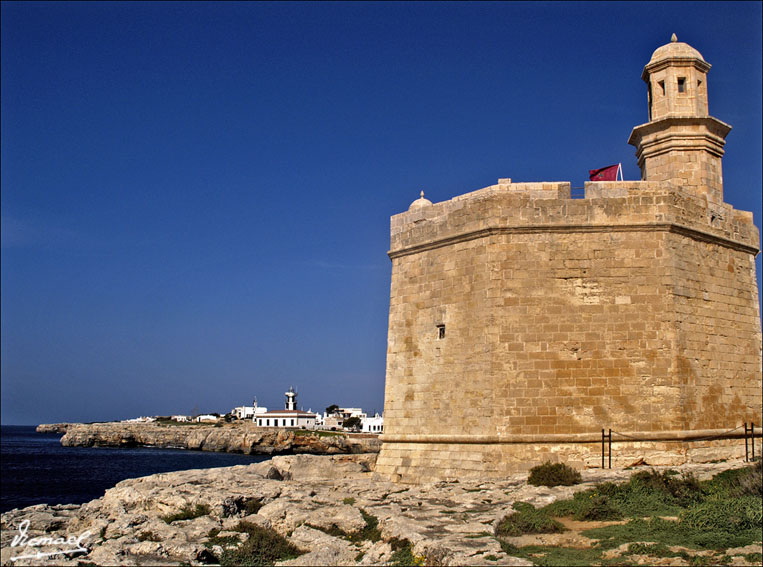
[599,423,758,468]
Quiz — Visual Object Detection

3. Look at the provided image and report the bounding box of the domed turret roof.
[409,191,432,211]
[648,34,705,64]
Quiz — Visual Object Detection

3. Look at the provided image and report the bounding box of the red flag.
[589,164,620,181]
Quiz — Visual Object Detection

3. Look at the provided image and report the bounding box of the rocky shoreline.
[2,456,760,566]
[35,423,73,435]
[38,422,381,455]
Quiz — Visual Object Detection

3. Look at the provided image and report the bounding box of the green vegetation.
[497,462,763,566]
[388,538,425,566]
[160,503,211,524]
[307,509,381,543]
[500,542,612,566]
[205,528,241,549]
[293,429,346,438]
[527,461,582,487]
[218,521,303,566]
[343,416,362,430]
[495,502,566,537]
[342,497,356,505]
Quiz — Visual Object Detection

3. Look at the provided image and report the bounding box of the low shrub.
[679,495,762,533]
[527,461,582,487]
[219,521,303,566]
[629,469,704,508]
[495,502,567,537]
[555,469,705,519]
[706,460,763,499]
[546,491,623,521]
[388,538,425,566]
[354,509,382,543]
[205,528,241,548]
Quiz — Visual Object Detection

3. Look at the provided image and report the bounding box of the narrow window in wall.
[658,80,665,95]
[437,324,446,339]
[678,77,686,93]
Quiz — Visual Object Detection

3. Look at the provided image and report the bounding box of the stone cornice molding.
[642,57,711,81]
[627,116,731,149]
[388,222,759,260]
[382,427,761,445]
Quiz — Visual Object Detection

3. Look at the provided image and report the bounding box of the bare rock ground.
[1,455,759,566]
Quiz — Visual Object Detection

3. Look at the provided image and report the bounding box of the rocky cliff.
[35,423,73,434]
[2,456,757,566]
[58,422,381,455]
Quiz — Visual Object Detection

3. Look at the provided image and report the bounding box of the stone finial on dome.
[647,36,706,65]
[408,190,432,211]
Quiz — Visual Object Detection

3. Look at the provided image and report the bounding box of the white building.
[322,407,366,430]
[362,413,384,433]
[195,414,219,423]
[122,416,156,423]
[171,415,191,422]
[231,399,268,420]
[254,387,318,429]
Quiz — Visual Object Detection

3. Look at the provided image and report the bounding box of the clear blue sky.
[2,2,761,425]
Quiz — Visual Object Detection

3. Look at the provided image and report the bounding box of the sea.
[0,425,269,514]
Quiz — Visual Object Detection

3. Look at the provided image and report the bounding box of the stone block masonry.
[375,35,762,483]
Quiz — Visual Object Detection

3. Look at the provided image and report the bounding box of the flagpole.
[618,163,623,181]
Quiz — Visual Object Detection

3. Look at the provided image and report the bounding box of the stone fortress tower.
[375,36,762,483]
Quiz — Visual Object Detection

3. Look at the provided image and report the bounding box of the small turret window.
[437,324,445,339]
[658,80,665,95]
[677,77,686,93]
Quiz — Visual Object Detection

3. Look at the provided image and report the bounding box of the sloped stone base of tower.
[375,434,763,484]
[374,431,762,483]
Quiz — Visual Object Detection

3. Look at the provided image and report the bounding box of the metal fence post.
[608,429,612,469]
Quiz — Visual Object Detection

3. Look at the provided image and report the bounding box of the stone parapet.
[390,180,758,258]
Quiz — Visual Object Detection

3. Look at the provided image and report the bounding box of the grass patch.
[704,460,762,498]
[388,538,425,566]
[161,503,211,524]
[499,542,608,566]
[626,542,675,557]
[499,463,763,565]
[583,516,760,552]
[545,468,704,520]
[218,520,303,566]
[342,497,356,505]
[527,461,582,487]
[495,502,566,537]
[464,531,492,539]
[308,509,381,543]
[205,528,241,548]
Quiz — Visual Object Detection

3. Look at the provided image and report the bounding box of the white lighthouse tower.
[284,386,297,411]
